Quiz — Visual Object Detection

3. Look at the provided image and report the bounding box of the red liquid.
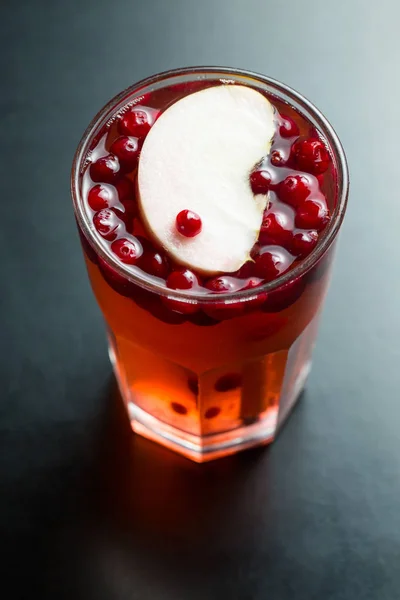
[76,77,338,461]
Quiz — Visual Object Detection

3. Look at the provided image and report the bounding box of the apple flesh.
[138,84,276,274]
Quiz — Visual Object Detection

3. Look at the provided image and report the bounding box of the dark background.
[1,1,400,598]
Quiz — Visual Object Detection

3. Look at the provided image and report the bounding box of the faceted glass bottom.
[108,316,318,463]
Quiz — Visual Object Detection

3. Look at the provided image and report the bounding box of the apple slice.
[138,84,276,274]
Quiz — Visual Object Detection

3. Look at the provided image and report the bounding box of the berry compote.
[72,68,348,462]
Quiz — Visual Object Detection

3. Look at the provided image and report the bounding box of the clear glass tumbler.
[71,67,348,462]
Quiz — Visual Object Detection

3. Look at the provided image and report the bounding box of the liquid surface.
[80,79,336,313]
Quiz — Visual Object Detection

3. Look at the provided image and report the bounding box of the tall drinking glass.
[71,67,348,462]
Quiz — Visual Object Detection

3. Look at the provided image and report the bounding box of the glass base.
[106,306,320,463]
[109,340,311,462]
[128,401,278,462]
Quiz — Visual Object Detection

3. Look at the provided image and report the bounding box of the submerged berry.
[171,402,187,415]
[138,240,169,278]
[204,407,221,419]
[215,373,242,392]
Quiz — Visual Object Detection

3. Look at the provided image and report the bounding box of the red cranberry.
[164,269,199,314]
[88,184,116,211]
[205,276,238,293]
[93,209,122,241]
[306,248,334,284]
[167,269,199,290]
[292,138,331,174]
[118,106,155,138]
[233,261,255,279]
[78,228,97,264]
[204,279,245,320]
[270,150,287,167]
[259,210,292,246]
[278,175,312,208]
[98,257,134,297]
[242,277,263,290]
[188,312,219,327]
[279,115,300,138]
[254,246,294,281]
[115,177,133,203]
[116,179,137,228]
[111,237,142,264]
[171,402,187,415]
[176,210,202,237]
[295,199,329,230]
[250,169,272,194]
[130,285,155,311]
[215,373,242,392]
[203,299,246,321]
[132,285,187,324]
[132,282,187,324]
[291,230,318,257]
[139,245,169,278]
[150,298,188,324]
[246,316,288,342]
[110,136,140,169]
[263,277,306,313]
[242,278,267,311]
[204,407,221,419]
[90,154,123,183]
[188,375,199,395]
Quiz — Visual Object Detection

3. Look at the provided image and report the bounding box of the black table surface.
[2,1,400,598]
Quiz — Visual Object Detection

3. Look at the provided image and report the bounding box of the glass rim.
[71,65,349,303]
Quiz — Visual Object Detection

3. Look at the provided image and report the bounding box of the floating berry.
[292,138,331,174]
[88,184,115,211]
[295,199,329,230]
[250,169,272,194]
[90,154,124,183]
[176,210,202,237]
[118,106,157,138]
[278,175,312,208]
[279,115,300,138]
[111,237,142,264]
[110,136,140,169]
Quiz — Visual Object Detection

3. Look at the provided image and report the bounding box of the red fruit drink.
[71,68,348,462]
